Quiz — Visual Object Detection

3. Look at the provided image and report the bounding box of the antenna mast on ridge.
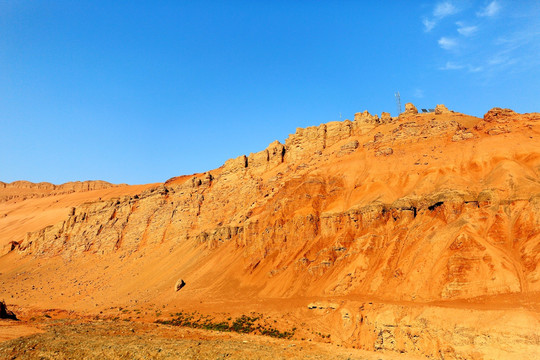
[395,91,402,115]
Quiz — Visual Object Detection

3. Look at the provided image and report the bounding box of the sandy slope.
[1,105,539,359]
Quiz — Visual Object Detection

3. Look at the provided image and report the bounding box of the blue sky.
[1,1,539,184]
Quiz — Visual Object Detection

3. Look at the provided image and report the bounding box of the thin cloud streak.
[456,22,478,36]
[413,89,425,98]
[438,37,458,50]
[440,61,464,70]
[493,28,540,69]
[423,18,436,32]
[477,1,501,17]
[440,62,483,72]
[468,65,484,72]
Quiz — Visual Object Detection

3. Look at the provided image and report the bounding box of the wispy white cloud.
[477,1,501,17]
[456,22,478,36]
[440,61,464,70]
[422,1,460,32]
[413,89,425,98]
[428,1,540,75]
[438,37,458,50]
[495,29,540,48]
[440,62,483,72]
[491,28,540,69]
[434,1,459,18]
[468,65,484,72]
[487,51,516,66]
[423,18,436,32]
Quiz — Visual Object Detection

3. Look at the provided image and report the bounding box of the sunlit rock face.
[2,106,540,359]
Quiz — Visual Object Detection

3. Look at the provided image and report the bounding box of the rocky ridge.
[0,180,121,202]
[2,104,540,359]
[12,104,540,299]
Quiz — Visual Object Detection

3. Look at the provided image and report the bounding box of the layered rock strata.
[3,104,540,359]
[0,180,120,202]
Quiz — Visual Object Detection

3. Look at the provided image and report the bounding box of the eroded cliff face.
[16,106,540,299]
[2,105,540,359]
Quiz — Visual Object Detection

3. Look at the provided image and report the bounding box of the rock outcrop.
[379,112,392,123]
[475,107,540,135]
[0,180,120,202]
[483,107,517,122]
[435,104,451,114]
[402,102,418,115]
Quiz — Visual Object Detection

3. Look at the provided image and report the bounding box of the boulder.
[0,300,17,320]
[175,279,186,292]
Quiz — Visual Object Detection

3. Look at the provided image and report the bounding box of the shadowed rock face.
[2,105,540,359]
[0,300,17,320]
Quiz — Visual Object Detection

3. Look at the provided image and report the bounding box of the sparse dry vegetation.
[156,311,296,339]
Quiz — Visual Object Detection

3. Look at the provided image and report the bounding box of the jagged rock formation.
[12,105,540,299]
[1,104,540,359]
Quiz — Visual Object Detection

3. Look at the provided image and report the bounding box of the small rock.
[174,279,186,292]
[486,127,510,136]
[375,147,393,156]
[0,300,17,320]
[340,140,359,152]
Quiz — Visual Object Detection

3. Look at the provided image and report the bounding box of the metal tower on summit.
[395,91,402,115]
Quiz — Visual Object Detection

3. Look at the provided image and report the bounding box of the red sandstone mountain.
[1,104,539,359]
